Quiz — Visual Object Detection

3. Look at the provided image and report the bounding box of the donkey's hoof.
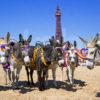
[27,82,30,86]
[4,82,8,85]
[42,85,46,90]
[30,82,35,87]
[69,83,74,87]
[39,88,44,91]
[31,82,35,85]
[8,82,12,86]
[11,82,15,86]
[72,84,76,87]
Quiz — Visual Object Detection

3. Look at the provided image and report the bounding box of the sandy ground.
[0,65,100,100]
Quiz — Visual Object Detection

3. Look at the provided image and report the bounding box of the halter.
[0,44,10,70]
[0,44,9,51]
[9,41,22,62]
[21,45,29,51]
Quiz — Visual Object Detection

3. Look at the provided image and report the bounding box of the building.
[55,6,63,44]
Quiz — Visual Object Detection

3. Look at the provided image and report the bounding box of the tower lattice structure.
[55,6,63,44]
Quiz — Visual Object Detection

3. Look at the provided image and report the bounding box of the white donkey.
[79,33,100,69]
[58,41,79,85]
[67,48,78,85]
[0,32,11,85]
[0,33,23,86]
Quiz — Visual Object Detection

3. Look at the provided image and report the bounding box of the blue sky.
[0,0,100,48]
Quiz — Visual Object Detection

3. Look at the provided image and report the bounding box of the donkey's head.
[19,34,32,65]
[0,32,10,64]
[67,47,78,66]
[79,33,100,69]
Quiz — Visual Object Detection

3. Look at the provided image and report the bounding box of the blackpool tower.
[55,6,63,44]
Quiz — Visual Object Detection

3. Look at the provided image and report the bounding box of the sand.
[0,65,100,100]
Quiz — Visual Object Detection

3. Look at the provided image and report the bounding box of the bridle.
[0,44,10,65]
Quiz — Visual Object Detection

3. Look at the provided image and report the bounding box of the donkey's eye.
[22,41,25,44]
[69,57,71,60]
[90,52,94,55]
[73,57,76,59]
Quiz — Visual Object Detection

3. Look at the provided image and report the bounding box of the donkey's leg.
[3,68,7,85]
[38,71,43,91]
[52,68,57,87]
[11,71,16,87]
[66,69,70,82]
[8,70,12,85]
[30,69,34,85]
[42,69,47,90]
[10,65,15,83]
[25,67,30,85]
[45,70,49,87]
[12,71,15,82]
[67,65,73,85]
[16,65,22,84]
[72,67,75,84]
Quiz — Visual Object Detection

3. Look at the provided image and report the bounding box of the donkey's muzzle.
[24,56,30,63]
[86,60,94,70]
[0,57,7,64]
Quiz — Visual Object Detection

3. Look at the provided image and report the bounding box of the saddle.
[32,47,49,67]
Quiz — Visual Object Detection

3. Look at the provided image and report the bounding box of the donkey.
[57,41,78,85]
[67,48,78,85]
[19,34,34,85]
[79,33,100,69]
[8,38,24,86]
[0,32,11,85]
[34,42,59,90]
[35,45,49,91]
[44,43,60,87]
[44,37,64,87]
[94,40,100,65]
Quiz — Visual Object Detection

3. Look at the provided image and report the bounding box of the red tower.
[55,6,63,44]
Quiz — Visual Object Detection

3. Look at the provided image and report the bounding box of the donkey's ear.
[19,33,24,42]
[74,41,77,48]
[27,35,32,43]
[5,32,10,43]
[92,33,99,45]
[79,36,87,45]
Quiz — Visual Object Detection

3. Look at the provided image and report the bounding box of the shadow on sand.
[74,79,87,87]
[0,81,34,94]
[0,79,87,93]
[46,80,77,92]
[45,79,87,92]
[96,92,100,97]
